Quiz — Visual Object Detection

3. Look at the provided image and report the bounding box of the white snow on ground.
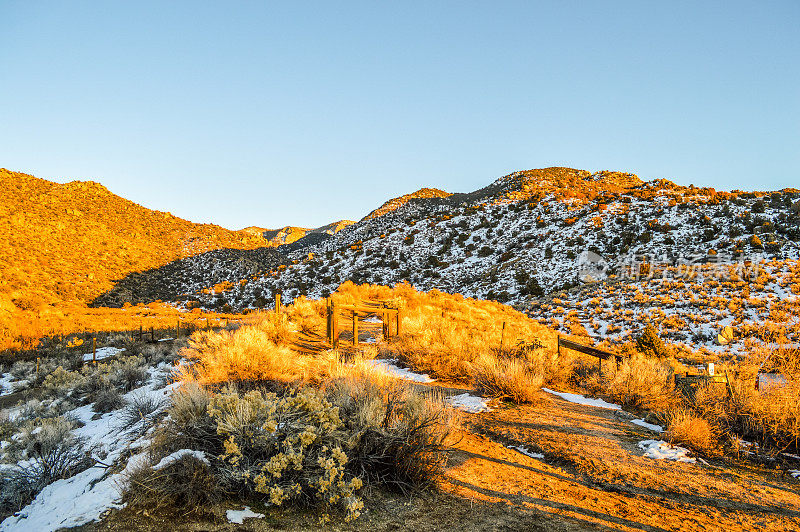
[366,359,434,383]
[790,470,800,479]
[542,388,621,410]
[152,449,208,470]
[0,363,177,532]
[0,374,15,397]
[362,316,383,324]
[0,374,29,397]
[448,393,493,413]
[631,419,664,433]
[227,506,265,524]
[509,445,544,459]
[638,440,696,463]
[81,346,125,362]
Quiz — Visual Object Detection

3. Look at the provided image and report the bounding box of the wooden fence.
[557,335,624,373]
[325,298,401,348]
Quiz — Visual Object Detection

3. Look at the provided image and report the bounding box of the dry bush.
[129,360,460,520]
[325,376,460,491]
[472,356,542,403]
[601,354,677,412]
[666,409,721,457]
[736,380,800,450]
[284,296,326,335]
[177,320,302,385]
[93,386,124,413]
[124,454,220,515]
[1,416,95,516]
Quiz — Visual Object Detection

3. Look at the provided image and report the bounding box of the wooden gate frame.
[325,298,401,347]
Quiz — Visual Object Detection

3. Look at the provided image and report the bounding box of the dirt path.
[442,392,800,531]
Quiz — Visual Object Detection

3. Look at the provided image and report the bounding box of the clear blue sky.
[1,1,798,229]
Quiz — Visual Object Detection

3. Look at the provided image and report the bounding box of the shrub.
[1,417,94,515]
[42,366,87,398]
[666,409,721,457]
[124,453,219,515]
[472,357,542,403]
[209,387,364,521]
[635,325,668,358]
[601,355,676,411]
[110,356,149,391]
[326,377,459,492]
[178,323,304,385]
[93,386,124,413]
[120,393,167,434]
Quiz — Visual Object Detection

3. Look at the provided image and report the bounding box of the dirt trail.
[443,393,800,531]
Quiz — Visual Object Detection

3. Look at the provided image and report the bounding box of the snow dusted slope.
[151,168,800,352]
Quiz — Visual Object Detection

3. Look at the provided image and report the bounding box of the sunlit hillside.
[0,169,273,348]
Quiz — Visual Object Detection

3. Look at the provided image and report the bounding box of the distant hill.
[362,187,451,221]
[261,220,355,246]
[0,168,272,314]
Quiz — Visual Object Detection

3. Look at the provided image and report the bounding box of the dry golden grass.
[666,409,721,457]
[597,354,678,412]
[1,301,245,356]
[472,356,542,403]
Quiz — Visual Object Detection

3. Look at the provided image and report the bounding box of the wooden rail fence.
[557,335,624,374]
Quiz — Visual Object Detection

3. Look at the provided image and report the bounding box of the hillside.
[0,169,279,345]
[175,167,800,353]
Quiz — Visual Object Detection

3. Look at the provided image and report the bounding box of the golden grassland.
[0,300,250,355]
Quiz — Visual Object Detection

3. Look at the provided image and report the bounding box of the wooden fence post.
[396,309,402,336]
[176,318,180,339]
[139,324,143,342]
[150,327,155,342]
[36,357,40,379]
[500,321,506,353]
[326,298,331,343]
[332,304,338,348]
[352,310,358,346]
[557,334,561,357]
[275,292,282,314]
[92,337,97,364]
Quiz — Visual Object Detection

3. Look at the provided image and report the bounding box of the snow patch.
[152,449,209,471]
[82,346,125,362]
[631,419,664,433]
[227,506,265,524]
[448,393,492,413]
[638,440,696,463]
[509,445,544,459]
[366,359,434,383]
[542,388,621,410]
